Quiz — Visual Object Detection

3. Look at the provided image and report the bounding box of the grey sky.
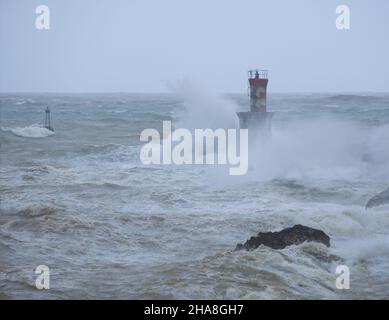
[1,0,388,93]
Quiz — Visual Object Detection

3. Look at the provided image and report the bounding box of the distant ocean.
[1,92,389,299]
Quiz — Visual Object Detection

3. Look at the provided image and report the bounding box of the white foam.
[1,124,55,138]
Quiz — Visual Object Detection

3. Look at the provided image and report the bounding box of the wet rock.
[366,187,389,209]
[235,224,330,251]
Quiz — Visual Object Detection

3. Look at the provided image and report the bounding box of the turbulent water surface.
[1,92,389,299]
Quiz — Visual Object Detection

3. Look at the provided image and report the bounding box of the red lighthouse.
[249,70,268,112]
[237,69,273,135]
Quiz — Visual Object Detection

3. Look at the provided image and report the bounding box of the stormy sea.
[1,92,389,299]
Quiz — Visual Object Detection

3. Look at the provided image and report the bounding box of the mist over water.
[250,117,389,182]
[1,92,389,299]
[169,79,238,130]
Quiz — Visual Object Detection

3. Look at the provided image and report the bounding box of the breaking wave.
[1,125,55,138]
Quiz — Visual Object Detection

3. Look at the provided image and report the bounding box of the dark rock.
[235,224,330,251]
[366,187,389,209]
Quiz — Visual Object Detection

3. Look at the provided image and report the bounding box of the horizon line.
[1,91,389,95]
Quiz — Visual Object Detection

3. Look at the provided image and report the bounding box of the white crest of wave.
[1,124,55,138]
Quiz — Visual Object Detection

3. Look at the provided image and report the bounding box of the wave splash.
[1,124,55,138]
